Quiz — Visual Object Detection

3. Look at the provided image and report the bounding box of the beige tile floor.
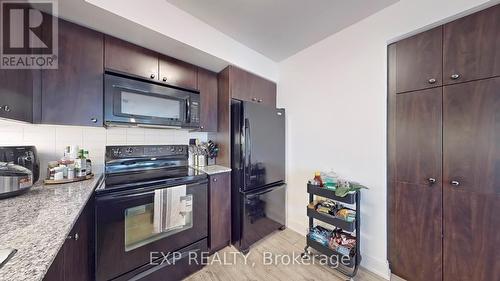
[185,229,388,281]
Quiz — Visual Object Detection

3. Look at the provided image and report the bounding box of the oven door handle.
[97,183,195,201]
[98,190,156,201]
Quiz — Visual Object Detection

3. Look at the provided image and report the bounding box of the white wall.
[278,0,498,279]
[0,120,207,180]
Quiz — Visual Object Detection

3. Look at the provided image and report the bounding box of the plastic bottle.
[313,172,324,187]
[321,170,338,190]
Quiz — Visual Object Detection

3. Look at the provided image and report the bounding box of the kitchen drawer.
[113,238,208,281]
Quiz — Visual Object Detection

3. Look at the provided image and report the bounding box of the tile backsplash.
[0,120,207,179]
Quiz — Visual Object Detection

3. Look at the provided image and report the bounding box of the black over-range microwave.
[104,73,200,129]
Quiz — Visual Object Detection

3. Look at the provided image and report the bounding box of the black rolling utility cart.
[302,183,361,279]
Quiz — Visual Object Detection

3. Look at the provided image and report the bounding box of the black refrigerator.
[231,100,286,253]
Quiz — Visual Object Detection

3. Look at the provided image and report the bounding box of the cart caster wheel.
[279,225,286,231]
[301,251,311,258]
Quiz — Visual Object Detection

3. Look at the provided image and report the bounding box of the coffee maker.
[0,146,40,183]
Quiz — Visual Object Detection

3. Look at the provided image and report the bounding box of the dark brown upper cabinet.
[229,66,276,107]
[0,69,39,123]
[104,35,158,80]
[197,67,218,132]
[443,4,500,84]
[41,19,103,126]
[159,56,197,90]
[395,26,443,93]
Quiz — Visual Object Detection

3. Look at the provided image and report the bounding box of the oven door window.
[116,90,184,121]
[124,185,193,251]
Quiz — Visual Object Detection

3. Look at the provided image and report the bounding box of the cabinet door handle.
[213,178,217,182]
[427,178,436,184]
[162,77,167,82]
[450,74,461,80]
[450,180,460,186]
[251,97,257,102]
[67,233,79,240]
[200,126,204,130]
[3,105,11,112]
[90,117,98,123]
[257,99,263,103]
[428,78,437,84]
[150,73,156,79]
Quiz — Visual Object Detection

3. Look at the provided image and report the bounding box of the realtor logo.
[1,0,58,69]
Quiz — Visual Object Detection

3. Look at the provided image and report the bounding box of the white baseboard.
[360,254,390,280]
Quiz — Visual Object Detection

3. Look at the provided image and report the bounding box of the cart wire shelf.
[302,183,361,278]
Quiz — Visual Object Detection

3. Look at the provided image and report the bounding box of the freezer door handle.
[246,183,286,198]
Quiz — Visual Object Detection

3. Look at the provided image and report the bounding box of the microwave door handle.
[113,85,150,94]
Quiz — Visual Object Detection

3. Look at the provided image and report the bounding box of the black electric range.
[95,145,208,281]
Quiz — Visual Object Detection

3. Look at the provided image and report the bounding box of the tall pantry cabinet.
[387,4,500,281]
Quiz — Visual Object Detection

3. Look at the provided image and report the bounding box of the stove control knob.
[112,148,121,156]
[170,147,175,152]
[178,147,183,152]
[126,147,134,154]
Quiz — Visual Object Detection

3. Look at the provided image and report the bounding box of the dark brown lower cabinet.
[389,182,442,281]
[208,172,231,253]
[43,199,93,281]
[442,78,500,281]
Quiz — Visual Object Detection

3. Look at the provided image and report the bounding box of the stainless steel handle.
[90,117,98,123]
[428,178,436,184]
[451,74,460,80]
[428,78,437,84]
[162,77,167,82]
[150,73,156,79]
[450,180,460,186]
[67,233,79,240]
[251,97,257,102]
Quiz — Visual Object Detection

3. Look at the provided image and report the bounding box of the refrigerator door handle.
[246,183,286,199]
[244,118,252,183]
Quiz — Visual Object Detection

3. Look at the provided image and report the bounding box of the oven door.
[95,180,208,281]
[104,74,197,127]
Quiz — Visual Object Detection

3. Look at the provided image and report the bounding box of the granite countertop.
[192,165,231,175]
[0,175,102,281]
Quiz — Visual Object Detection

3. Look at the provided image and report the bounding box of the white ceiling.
[165,0,399,61]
